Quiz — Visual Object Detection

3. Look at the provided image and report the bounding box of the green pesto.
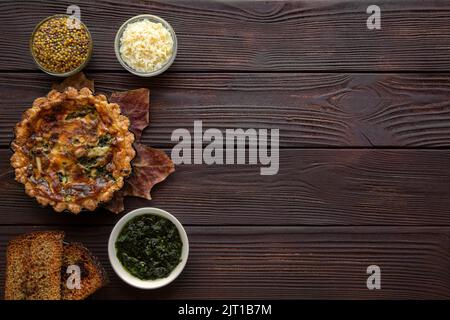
[115,214,182,280]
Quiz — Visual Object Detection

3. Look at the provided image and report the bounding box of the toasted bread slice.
[4,234,31,300]
[5,231,64,300]
[61,243,106,300]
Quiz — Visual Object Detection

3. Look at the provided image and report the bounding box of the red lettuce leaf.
[52,72,94,92]
[123,143,175,199]
[110,89,150,141]
[104,190,125,214]
[105,144,175,213]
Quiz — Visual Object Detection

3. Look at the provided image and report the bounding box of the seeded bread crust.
[61,243,106,300]
[4,235,31,300]
[5,231,64,300]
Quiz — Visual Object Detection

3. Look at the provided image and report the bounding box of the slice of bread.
[61,243,106,300]
[5,231,64,300]
[4,234,31,300]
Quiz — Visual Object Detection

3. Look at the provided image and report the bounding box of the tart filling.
[11,87,135,213]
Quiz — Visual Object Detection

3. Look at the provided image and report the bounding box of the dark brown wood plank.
[2,148,450,226]
[2,0,450,71]
[2,72,450,148]
[1,226,449,299]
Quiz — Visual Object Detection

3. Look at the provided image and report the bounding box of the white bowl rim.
[114,14,178,77]
[108,207,189,289]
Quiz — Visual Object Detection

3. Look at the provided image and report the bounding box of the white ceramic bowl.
[108,207,189,289]
[114,14,177,77]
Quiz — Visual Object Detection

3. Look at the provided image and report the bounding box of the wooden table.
[1,0,450,300]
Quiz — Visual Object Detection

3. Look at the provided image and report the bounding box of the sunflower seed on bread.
[5,231,64,300]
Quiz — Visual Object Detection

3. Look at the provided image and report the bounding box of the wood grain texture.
[2,0,450,301]
[2,0,450,71]
[2,72,450,148]
[1,226,449,299]
[2,148,450,226]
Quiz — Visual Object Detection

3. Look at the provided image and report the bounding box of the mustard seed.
[31,16,91,74]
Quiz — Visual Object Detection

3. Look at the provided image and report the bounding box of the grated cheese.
[119,19,174,73]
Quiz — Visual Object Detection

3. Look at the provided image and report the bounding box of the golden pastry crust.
[11,87,135,214]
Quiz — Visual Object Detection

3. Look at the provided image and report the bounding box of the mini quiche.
[11,87,135,214]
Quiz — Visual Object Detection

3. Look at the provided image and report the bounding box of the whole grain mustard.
[31,16,91,74]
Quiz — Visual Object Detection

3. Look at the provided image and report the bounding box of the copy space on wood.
[1,72,450,148]
[1,226,449,299]
[2,149,450,226]
[2,0,450,71]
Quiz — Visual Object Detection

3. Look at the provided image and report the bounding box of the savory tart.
[10,87,135,213]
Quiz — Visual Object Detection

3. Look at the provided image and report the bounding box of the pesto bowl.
[108,207,189,289]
